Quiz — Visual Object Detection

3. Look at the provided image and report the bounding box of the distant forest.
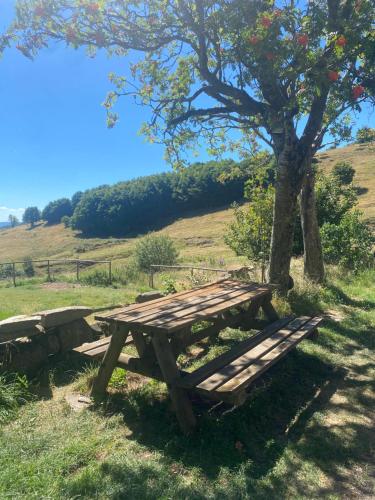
[42,159,255,236]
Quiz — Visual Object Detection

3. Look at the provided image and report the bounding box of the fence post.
[108,261,112,284]
[47,260,51,281]
[12,262,16,287]
[149,268,154,288]
[76,260,80,281]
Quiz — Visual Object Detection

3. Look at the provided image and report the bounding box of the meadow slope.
[0,142,373,265]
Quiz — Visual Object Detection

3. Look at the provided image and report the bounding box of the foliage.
[71,160,248,236]
[0,374,31,424]
[135,234,178,272]
[0,264,13,279]
[80,269,111,287]
[10,0,374,166]
[321,211,374,271]
[22,206,41,228]
[71,191,83,210]
[61,215,71,228]
[42,198,73,225]
[316,171,358,226]
[22,257,35,277]
[225,164,274,262]
[8,215,19,228]
[356,126,375,144]
[160,274,177,295]
[332,161,355,185]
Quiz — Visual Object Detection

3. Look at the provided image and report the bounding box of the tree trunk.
[300,168,325,283]
[268,161,300,293]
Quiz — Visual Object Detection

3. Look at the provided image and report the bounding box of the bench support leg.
[91,324,129,397]
[152,333,197,434]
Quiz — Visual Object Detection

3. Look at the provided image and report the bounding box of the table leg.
[91,324,130,397]
[152,332,197,434]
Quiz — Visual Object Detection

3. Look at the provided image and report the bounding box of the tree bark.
[300,168,325,283]
[268,160,300,293]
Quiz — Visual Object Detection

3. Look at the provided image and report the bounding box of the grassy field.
[0,142,373,269]
[0,142,374,498]
[0,267,374,498]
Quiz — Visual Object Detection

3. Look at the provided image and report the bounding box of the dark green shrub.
[61,216,71,228]
[332,161,355,185]
[321,211,374,271]
[135,234,179,272]
[23,258,35,277]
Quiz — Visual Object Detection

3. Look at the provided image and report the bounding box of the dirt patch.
[41,282,82,291]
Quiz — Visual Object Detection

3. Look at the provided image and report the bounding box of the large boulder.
[38,307,93,329]
[0,315,42,342]
[56,319,94,352]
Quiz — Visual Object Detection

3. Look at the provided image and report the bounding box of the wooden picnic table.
[91,278,280,432]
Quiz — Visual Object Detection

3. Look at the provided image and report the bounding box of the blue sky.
[0,1,374,221]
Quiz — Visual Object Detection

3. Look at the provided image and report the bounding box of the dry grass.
[0,142,373,266]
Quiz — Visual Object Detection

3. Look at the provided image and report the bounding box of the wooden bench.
[177,316,322,406]
[73,334,134,360]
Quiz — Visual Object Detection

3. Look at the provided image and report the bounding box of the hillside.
[0,142,373,265]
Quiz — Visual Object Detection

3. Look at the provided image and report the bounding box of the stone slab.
[0,315,42,335]
[38,307,93,328]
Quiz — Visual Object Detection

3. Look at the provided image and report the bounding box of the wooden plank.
[141,284,263,328]
[216,316,323,395]
[105,281,255,324]
[73,335,133,357]
[95,278,233,321]
[197,317,311,392]
[159,287,271,332]
[177,317,293,389]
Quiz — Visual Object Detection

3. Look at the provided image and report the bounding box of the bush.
[356,127,375,144]
[332,161,355,185]
[321,211,374,271]
[225,182,274,262]
[22,206,41,228]
[23,258,35,277]
[135,234,179,272]
[61,216,71,228]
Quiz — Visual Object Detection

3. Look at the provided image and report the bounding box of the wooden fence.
[0,259,112,287]
[148,264,228,288]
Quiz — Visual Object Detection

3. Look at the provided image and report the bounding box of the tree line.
[21,159,251,235]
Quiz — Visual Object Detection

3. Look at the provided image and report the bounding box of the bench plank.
[216,316,322,395]
[73,334,133,359]
[178,316,293,389]
[197,317,311,392]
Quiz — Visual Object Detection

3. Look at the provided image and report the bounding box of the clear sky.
[0,1,374,221]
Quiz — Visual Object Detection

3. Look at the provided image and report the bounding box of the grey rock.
[38,306,93,329]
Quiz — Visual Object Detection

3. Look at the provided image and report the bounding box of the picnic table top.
[95,278,272,335]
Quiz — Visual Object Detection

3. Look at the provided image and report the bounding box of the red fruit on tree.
[249,35,259,45]
[261,16,272,28]
[266,52,275,61]
[297,34,308,46]
[352,85,365,99]
[336,35,347,47]
[328,70,339,82]
[87,3,99,14]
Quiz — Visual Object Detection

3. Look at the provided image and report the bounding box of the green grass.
[0,268,374,498]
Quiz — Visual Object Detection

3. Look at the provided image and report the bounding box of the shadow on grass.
[93,350,337,478]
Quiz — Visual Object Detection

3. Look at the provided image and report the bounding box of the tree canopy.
[9,0,375,164]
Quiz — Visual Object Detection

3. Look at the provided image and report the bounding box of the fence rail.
[0,258,112,287]
[149,264,228,288]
